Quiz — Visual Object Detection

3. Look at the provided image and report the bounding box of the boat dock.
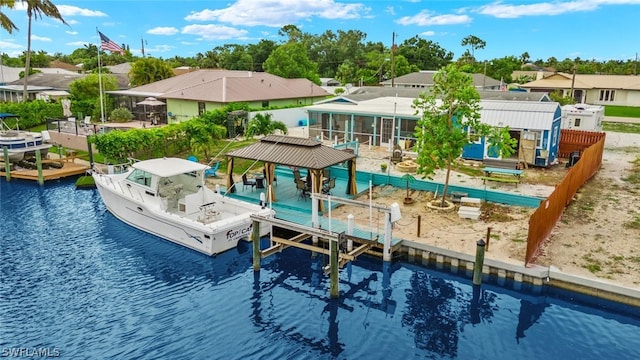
[1,149,90,183]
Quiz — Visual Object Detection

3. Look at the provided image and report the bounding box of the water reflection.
[401,271,498,358]
[516,299,549,343]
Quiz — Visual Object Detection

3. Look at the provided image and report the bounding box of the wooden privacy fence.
[525,136,605,265]
[558,129,606,159]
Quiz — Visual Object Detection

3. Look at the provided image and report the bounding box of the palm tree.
[244,113,288,138]
[22,0,67,102]
[0,0,18,33]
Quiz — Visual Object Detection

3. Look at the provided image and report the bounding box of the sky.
[1,0,639,62]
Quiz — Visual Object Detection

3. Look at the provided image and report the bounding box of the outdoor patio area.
[220,165,400,244]
[222,165,370,216]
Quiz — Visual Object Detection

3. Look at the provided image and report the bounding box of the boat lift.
[250,193,402,298]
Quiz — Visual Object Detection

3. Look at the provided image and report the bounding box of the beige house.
[521,72,640,107]
[108,70,330,124]
[381,70,502,90]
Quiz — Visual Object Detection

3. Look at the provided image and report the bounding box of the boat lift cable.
[206,135,241,167]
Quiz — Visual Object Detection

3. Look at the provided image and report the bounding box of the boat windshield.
[126,169,152,187]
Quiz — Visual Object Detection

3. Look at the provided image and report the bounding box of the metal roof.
[226,135,356,169]
[479,100,560,129]
[337,86,549,102]
[306,96,422,118]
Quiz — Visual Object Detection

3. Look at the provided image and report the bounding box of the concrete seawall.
[398,240,640,307]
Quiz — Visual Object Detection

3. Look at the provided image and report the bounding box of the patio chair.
[293,169,303,184]
[205,161,219,178]
[322,177,336,195]
[242,174,256,191]
[187,155,198,162]
[295,179,310,200]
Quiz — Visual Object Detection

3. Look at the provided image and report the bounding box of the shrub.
[110,107,133,123]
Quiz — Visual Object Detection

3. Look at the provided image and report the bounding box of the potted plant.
[402,174,416,204]
[380,162,388,172]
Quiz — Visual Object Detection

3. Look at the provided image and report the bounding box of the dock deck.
[1,161,90,181]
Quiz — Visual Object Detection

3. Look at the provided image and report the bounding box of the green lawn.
[604,105,640,118]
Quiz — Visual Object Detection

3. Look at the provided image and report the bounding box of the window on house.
[262,101,269,108]
[198,102,205,115]
[574,118,581,127]
[535,131,542,148]
[468,127,481,144]
[599,90,615,102]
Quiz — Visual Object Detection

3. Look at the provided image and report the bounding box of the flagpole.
[97,28,105,123]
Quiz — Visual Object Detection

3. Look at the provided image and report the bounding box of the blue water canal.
[1,178,640,359]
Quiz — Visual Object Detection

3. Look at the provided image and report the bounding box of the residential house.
[381,70,502,90]
[0,71,129,103]
[305,86,550,147]
[305,88,560,167]
[107,70,330,126]
[463,100,561,167]
[521,73,640,107]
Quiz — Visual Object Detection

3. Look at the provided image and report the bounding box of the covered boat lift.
[225,135,358,212]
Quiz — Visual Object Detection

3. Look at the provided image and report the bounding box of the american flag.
[98,31,124,55]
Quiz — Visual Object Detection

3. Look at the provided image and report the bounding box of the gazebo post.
[226,156,235,193]
[312,168,324,212]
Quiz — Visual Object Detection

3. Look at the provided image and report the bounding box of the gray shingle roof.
[113,70,329,103]
[226,135,356,169]
[337,86,547,102]
[10,72,130,90]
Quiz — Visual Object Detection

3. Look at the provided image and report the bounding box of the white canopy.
[136,97,165,106]
[132,157,208,178]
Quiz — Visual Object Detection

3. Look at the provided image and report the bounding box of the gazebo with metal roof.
[225,135,358,211]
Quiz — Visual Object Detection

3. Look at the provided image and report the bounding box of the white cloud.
[57,5,107,17]
[0,40,22,49]
[66,41,91,47]
[67,19,79,25]
[386,6,396,15]
[476,0,640,19]
[182,24,249,40]
[185,0,370,27]
[147,45,174,53]
[31,35,52,42]
[66,31,78,35]
[147,27,179,36]
[397,10,472,26]
[420,30,435,36]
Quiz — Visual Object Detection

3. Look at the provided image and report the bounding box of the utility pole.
[570,66,576,101]
[141,37,145,58]
[482,61,487,89]
[391,32,396,87]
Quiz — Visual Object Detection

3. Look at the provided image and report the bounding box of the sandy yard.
[326,131,640,289]
[210,129,640,289]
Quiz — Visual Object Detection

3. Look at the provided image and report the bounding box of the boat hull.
[93,172,273,256]
[0,130,48,161]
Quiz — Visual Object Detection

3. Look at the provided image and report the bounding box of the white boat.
[92,157,275,256]
[0,113,50,162]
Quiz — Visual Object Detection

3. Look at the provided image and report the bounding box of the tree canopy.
[263,42,321,85]
[412,64,516,206]
[129,57,174,87]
